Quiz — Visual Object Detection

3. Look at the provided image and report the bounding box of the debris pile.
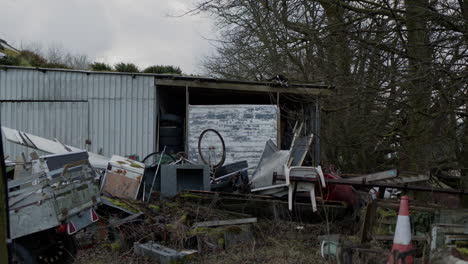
[3,125,468,263]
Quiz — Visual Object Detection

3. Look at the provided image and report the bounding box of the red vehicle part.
[321,173,361,209]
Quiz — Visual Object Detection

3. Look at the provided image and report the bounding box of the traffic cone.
[387,196,413,264]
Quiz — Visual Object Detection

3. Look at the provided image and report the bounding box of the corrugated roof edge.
[0,65,334,90]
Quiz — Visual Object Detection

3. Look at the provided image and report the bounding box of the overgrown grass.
[75,196,365,263]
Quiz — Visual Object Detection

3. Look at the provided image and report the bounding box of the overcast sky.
[1,0,215,74]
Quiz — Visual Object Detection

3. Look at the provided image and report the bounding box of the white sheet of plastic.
[2,126,109,169]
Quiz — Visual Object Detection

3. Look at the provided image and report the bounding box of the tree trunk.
[400,0,432,172]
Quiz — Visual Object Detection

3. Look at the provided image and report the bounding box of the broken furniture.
[160,164,210,197]
[285,165,326,212]
[101,155,145,199]
[250,137,326,212]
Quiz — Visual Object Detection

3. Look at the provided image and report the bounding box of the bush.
[114,62,139,73]
[0,55,21,66]
[143,65,182,74]
[44,62,71,69]
[18,50,48,67]
[90,62,113,72]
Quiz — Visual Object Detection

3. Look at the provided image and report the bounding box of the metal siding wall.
[0,68,88,100]
[188,105,278,170]
[86,73,155,159]
[0,102,88,156]
[0,68,156,160]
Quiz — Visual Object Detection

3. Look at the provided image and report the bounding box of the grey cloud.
[1,0,214,74]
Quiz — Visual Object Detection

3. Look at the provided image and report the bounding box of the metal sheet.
[0,68,156,160]
[2,126,109,169]
[1,101,88,157]
[188,105,278,172]
[290,134,314,166]
[9,198,59,239]
[251,140,290,190]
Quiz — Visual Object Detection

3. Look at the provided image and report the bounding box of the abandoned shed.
[0,66,332,168]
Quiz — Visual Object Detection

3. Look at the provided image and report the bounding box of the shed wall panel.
[0,68,156,160]
[188,105,278,171]
[0,101,88,157]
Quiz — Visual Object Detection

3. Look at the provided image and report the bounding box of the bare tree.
[196,0,468,178]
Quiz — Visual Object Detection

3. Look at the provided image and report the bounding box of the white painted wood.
[188,105,278,171]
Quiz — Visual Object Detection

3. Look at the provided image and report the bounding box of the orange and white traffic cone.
[387,196,413,264]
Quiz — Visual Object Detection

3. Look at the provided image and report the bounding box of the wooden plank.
[193,218,258,228]
[13,155,26,180]
[375,201,439,212]
[349,169,398,182]
[155,79,332,95]
[373,235,427,241]
[109,212,144,227]
[360,201,377,243]
[180,190,347,222]
[377,174,429,184]
[281,176,467,195]
[277,92,281,148]
[185,85,189,154]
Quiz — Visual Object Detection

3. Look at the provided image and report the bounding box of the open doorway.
[157,86,186,155]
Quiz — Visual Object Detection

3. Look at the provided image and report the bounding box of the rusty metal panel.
[187,105,278,171]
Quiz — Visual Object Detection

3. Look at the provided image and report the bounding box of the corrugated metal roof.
[0,65,333,91]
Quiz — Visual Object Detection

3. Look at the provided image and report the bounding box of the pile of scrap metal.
[2,125,357,217]
[2,126,212,201]
[4,125,464,216]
